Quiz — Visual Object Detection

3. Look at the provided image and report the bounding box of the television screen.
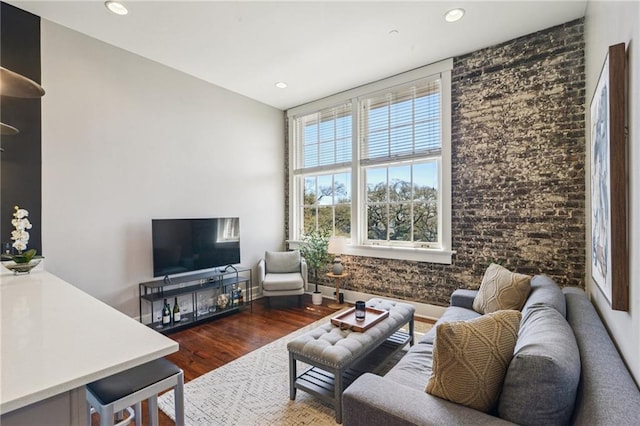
[152,218,240,277]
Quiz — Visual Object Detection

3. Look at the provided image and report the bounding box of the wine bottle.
[161,299,171,325]
[173,297,181,322]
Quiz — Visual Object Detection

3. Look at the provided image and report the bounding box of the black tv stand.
[138,266,252,334]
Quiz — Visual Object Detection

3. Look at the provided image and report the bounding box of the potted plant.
[299,229,332,305]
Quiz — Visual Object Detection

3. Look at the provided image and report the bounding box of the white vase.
[311,292,323,305]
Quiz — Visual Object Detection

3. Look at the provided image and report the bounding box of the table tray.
[331,307,389,332]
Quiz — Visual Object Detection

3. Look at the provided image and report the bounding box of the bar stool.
[86,358,184,426]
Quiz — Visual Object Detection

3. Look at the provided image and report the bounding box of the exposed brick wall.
[287,19,586,307]
[449,19,586,293]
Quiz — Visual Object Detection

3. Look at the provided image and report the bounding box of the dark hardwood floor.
[92,294,336,426]
[163,295,336,383]
[93,295,432,425]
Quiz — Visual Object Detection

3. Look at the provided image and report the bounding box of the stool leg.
[101,405,114,426]
[134,402,142,426]
[86,404,92,426]
[148,395,159,426]
[174,371,185,426]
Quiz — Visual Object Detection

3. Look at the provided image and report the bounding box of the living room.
[1,0,638,425]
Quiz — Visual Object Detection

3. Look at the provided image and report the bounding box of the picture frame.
[589,42,628,311]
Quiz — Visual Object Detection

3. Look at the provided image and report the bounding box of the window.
[289,59,453,263]
[294,103,353,237]
[361,79,442,247]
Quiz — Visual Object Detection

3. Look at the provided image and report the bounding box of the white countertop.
[0,269,179,414]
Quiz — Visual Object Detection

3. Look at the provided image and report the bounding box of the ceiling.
[8,1,587,110]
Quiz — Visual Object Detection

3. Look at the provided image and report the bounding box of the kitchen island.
[0,269,178,425]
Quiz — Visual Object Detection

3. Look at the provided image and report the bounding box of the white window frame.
[288,59,454,264]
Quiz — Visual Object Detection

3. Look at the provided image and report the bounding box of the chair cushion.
[265,250,300,273]
[498,304,580,426]
[263,273,304,291]
[473,263,531,314]
[425,310,521,413]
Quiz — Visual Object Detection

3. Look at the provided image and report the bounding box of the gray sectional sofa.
[343,275,640,425]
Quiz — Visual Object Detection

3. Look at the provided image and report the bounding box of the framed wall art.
[590,42,628,311]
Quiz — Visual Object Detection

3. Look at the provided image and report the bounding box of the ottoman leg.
[289,352,297,400]
[409,316,415,346]
[335,368,343,423]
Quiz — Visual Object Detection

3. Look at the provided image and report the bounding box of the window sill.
[287,241,455,265]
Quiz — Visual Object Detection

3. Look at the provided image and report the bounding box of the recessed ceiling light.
[105,1,128,15]
[389,29,399,36]
[444,8,465,23]
[275,82,288,89]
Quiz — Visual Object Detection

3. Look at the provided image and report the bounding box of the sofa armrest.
[563,287,640,424]
[343,373,514,426]
[450,289,478,309]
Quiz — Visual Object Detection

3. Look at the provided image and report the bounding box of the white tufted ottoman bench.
[287,298,415,423]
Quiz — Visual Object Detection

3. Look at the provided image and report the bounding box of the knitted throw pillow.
[425,310,522,413]
[473,263,531,314]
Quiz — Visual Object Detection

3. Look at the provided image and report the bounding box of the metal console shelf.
[139,266,252,334]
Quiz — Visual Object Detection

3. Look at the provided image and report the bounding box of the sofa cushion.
[522,274,566,317]
[265,250,300,273]
[421,306,482,344]
[384,340,434,391]
[425,310,521,413]
[473,264,531,314]
[498,304,580,426]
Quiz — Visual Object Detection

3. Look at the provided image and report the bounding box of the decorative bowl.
[2,259,41,275]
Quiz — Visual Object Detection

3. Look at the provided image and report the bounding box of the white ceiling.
[8,1,587,110]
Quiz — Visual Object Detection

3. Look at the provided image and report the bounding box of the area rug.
[158,315,429,425]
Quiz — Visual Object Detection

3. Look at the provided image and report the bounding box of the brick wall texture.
[289,19,586,307]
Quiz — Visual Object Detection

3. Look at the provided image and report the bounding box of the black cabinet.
[139,266,252,333]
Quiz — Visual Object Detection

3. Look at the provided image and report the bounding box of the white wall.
[585,1,640,383]
[40,21,285,317]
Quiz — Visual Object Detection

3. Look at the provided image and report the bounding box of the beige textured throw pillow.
[472,263,531,314]
[425,310,522,413]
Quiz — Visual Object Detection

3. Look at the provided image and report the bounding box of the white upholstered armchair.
[258,250,308,307]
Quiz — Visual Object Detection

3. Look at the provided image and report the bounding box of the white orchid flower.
[9,206,33,254]
[14,209,29,219]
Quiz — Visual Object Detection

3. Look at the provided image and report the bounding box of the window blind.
[294,102,352,173]
[360,79,441,166]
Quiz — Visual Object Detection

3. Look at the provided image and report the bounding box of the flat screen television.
[152,217,240,277]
